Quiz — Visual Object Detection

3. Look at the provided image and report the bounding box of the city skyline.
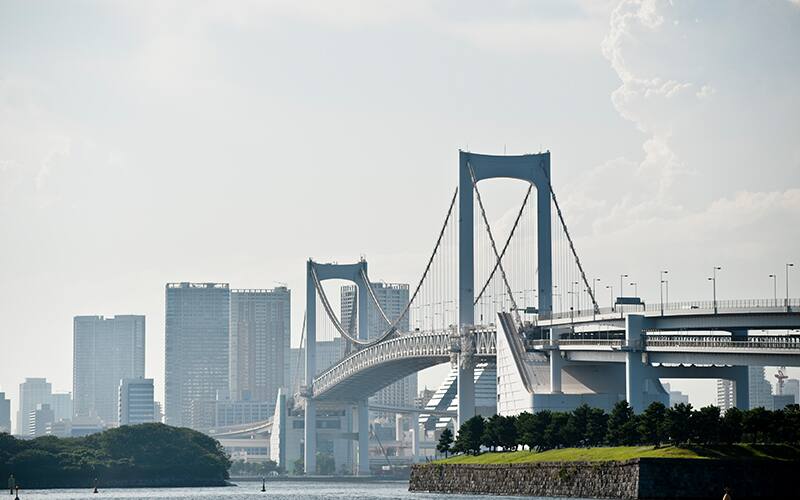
[1,1,799,429]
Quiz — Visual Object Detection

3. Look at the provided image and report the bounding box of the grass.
[433,444,800,464]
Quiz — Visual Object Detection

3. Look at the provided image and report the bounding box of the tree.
[783,405,800,444]
[436,428,454,458]
[606,401,639,446]
[292,458,304,476]
[515,412,539,450]
[497,415,519,451]
[638,402,667,446]
[692,406,721,444]
[316,452,335,475]
[664,403,693,444]
[482,415,518,451]
[719,407,743,444]
[454,415,485,455]
[481,414,502,451]
[742,407,771,443]
[585,407,609,446]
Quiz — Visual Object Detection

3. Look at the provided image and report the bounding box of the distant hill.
[0,423,231,489]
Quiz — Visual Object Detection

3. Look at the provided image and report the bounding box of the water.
[12,481,539,499]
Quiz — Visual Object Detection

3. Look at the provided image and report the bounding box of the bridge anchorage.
[297,149,800,474]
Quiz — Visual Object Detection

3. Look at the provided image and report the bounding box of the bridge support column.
[411,412,420,463]
[549,327,562,393]
[625,314,646,413]
[733,366,750,410]
[304,260,317,475]
[457,326,476,428]
[357,400,370,476]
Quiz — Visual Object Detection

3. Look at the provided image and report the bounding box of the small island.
[0,423,230,489]
[410,402,800,499]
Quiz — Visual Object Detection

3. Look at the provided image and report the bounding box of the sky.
[1,0,799,429]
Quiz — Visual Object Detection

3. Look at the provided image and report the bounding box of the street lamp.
[709,266,722,314]
[606,285,614,312]
[619,274,629,297]
[660,270,669,315]
[769,274,777,303]
[787,263,795,308]
[630,282,638,297]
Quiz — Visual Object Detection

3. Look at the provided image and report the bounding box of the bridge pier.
[457,326,476,428]
[411,411,420,463]
[357,400,370,476]
[625,314,647,412]
[550,327,563,393]
[733,365,750,410]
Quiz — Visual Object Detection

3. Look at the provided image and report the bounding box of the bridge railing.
[537,298,800,321]
[526,334,800,351]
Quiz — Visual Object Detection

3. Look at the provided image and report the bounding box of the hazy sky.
[1,0,799,428]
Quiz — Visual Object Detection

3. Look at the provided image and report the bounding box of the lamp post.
[787,263,795,309]
[709,266,721,314]
[606,285,614,312]
[619,274,629,298]
[660,270,668,316]
[630,282,638,297]
[769,274,777,303]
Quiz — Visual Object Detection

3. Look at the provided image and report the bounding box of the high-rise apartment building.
[119,378,155,425]
[73,315,145,425]
[341,282,415,411]
[165,282,230,428]
[0,392,10,432]
[50,392,73,422]
[289,338,346,395]
[16,378,52,435]
[230,288,291,403]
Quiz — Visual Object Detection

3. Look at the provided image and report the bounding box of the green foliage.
[454,416,485,455]
[0,424,230,488]
[436,428,454,457]
[315,452,335,475]
[292,457,304,475]
[692,406,721,444]
[481,415,517,451]
[664,403,693,444]
[229,459,279,477]
[606,401,639,446]
[637,402,667,446]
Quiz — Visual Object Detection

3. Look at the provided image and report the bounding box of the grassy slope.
[434,444,800,464]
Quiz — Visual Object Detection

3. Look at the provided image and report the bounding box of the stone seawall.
[409,459,797,499]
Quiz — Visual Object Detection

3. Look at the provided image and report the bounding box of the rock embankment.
[409,458,797,498]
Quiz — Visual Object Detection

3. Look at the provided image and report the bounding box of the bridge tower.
[458,151,553,425]
[305,259,371,476]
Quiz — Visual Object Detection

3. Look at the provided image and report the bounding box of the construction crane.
[775,366,788,395]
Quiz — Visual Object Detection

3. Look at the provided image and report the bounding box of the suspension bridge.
[287,150,800,475]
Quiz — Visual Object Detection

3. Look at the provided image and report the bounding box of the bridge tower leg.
[411,411,420,463]
[457,152,553,426]
[356,263,371,476]
[304,260,317,475]
[625,314,646,413]
[733,365,750,410]
[549,327,563,393]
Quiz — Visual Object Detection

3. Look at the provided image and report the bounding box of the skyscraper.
[341,282,415,410]
[165,282,230,428]
[230,287,291,403]
[73,315,145,425]
[716,366,774,411]
[16,378,52,435]
[119,378,155,425]
[0,392,10,433]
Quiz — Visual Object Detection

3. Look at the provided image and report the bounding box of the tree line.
[437,402,800,456]
[0,423,231,488]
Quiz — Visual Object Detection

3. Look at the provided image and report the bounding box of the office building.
[16,378,52,435]
[341,282,415,411]
[165,282,230,428]
[73,315,145,425]
[773,394,795,410]
[27,404,54,438]
[662,383,689,407]
[50,392,73,422]
[783,378,799,405]
[119,378,155,425]
[0,392,10,432]
[154,401,163,423]
[188,397,274,431]
[230,288,291,403]
[717,366,775,411]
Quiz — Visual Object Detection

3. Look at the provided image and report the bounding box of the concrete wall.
[410,459,798,499]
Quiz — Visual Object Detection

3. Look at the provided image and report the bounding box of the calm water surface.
[15,481,575,500]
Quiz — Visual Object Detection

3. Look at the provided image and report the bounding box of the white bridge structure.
[289,151,800,475]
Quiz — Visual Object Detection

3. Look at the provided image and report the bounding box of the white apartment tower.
[230,287,291,403]
[165,282,230,428]
[73,315,145,426]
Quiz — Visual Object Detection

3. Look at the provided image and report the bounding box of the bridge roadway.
[310,299,800,402]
